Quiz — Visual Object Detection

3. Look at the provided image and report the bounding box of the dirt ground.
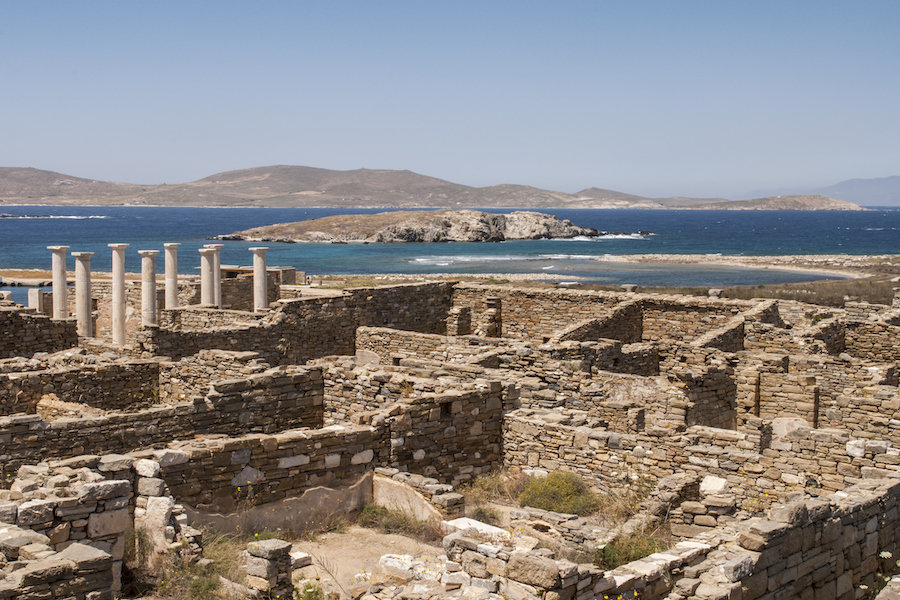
[290,526,444,593]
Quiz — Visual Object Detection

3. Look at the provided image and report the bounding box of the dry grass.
[123,528,248,600]
[577,276,897,307]
[593,527,672,570]
[356,504,443,542]
[518,471,600,516]
[459,470,531,507]
[593,477,657,526]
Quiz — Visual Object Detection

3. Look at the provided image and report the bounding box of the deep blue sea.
[1,206,898,304]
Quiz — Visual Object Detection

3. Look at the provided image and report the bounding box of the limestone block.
[291,551,312,569]
[699,475,728,496]
[137,478,166,497]
[57,542,112,570]
[351,449,374,464]
[17,499,56,525]
[79,480,131,501]
[88,508,131,537]
[10,557,76,586]
[247,538,291,560]
[134,458,161,478]
[231,465,263,487]
[0,501,17,524]
[507,551,560,589]
[278,454,310,469]
[155,449,189,467]
[98,454,134,472]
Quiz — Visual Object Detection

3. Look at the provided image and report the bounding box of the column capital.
[108,243,129,250]
[47,245,69,251]
[198,247,216,254]
[138,250,160,257]
[249,246,269,253]
[71,251,94,258]
[163,242,181,248]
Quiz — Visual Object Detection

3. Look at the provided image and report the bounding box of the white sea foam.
[550,233,651,241]
[2,215,109,220]
[410,255,529,265]
[538,254,598,260]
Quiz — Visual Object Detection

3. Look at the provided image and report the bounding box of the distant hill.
[682,195,866,211]
[814,176,900,206]
[0,165,868,210]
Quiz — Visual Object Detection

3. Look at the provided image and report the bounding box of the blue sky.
[1,1,898,197]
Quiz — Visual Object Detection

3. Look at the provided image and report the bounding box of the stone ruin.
[2,247,900,598]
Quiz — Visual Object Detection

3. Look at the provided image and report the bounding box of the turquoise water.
[1,206,898,303]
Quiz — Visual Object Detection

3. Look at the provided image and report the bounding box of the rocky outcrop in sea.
[218,209,605,243]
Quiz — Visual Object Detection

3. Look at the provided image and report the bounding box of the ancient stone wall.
[142,282,454,363]
[641,302,737,344]
[732,478,900,599]
[0,366,324,476]
[0,361,161,415]
[220,271,279,311]
[158,349,270,402]
[378,384,504,487]
[158,306,268,331]
[451,284,623,341]
[354,326,504,365]
[321,361,465,424]
[0,307,78,358]
[845,320,900,361]
[155,425,388,511]
[550,299,643,344]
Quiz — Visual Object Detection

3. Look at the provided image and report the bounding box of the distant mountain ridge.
[0,165,867,210]
[742,175,900,206]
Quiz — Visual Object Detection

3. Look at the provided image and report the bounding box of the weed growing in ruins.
[518,470,600,516]
[593,477,656,525]
[154,553,221,600]
[470,505,503,526]
[460,469,530,506]
[295,579,325,600]
[357,504,442,541]
[592,529,670,570]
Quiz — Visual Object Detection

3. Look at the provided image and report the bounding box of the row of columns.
[46,244,269,345]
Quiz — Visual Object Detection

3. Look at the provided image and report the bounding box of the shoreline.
[3,253,897,287]
[590,254,900,279]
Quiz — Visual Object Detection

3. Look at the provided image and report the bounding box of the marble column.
[164,243,180,310]
[249,247,269,313]
[47,245,69,320]
[198,248,216,306]
[108,243,129,345]
[204,244,224,308]
[71,251,94,337]
[138,250,159,327]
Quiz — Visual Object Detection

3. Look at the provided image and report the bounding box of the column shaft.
[47,246,69,320]
[108,244,128,345]
[72,252,94,337]
[164,243,180,309]
[139,250,159,327]
[204,244,224,308]
[249,247,269,312]
[199,248,216,306]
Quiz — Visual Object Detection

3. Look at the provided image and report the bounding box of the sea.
[1,205,898,305]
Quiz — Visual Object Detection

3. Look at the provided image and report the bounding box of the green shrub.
[593,531,668,570]
[518,471,599,516]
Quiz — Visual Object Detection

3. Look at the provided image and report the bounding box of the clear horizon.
[1,1,898,198]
